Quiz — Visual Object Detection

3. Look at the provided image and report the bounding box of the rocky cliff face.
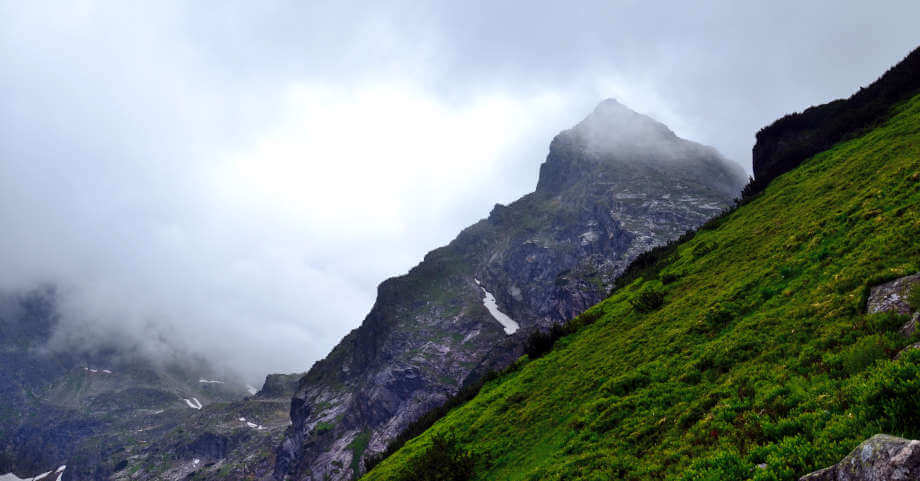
[274,99,747,481]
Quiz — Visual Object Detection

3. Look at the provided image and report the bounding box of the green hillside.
[362,92,920,481]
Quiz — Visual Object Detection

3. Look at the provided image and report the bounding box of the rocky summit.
[274,100,746,481]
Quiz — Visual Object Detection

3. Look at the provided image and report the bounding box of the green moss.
[363,94,920,481]
[349,431,371,480]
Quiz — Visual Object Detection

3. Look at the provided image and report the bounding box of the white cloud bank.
[1,1,917,382]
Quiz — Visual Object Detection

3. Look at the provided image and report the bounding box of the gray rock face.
[274,99,747,481]
[867,273,920,316]
[866,273,920,358]
[800,434,920,481]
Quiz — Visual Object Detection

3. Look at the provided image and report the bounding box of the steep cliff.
[275,99,746,480]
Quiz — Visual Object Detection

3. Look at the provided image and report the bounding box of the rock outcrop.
[274,99,746,480]
[867,273,920,316]
[800,434,920,481]
[866,273,920,358]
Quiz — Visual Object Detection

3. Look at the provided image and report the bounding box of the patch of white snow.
[198,379,224,384]
[246,385,258,395]
[0,468,55,481]
[478,285,519,335]
[461,329,480,344]
[183,398,203,410]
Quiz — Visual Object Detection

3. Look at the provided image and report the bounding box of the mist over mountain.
[2,2,916,390]
[2,3,919,481]
[274,100,745,480]
[536,99,746,197]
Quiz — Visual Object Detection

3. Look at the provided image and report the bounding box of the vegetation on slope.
[362,92,920,481]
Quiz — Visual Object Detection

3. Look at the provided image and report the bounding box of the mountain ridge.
[361,51,920,481]
[274,100,745,480]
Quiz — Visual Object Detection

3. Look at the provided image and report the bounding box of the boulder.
[866,274,920,316]
[800,434,920,481]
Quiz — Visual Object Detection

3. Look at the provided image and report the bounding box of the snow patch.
[246,385,258,395]
[461,329,480,344]
[82,367,111,374]
[477,283,519,335]
[198,379,224,384]
[183,398,203,410]
[580,230,600,245]
[0,466,59,481]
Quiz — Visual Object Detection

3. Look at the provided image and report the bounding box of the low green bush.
[631,287,665,313]
[394,434,478,481]
[856,349,920,437]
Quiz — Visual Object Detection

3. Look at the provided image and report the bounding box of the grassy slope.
[363,93,920,481]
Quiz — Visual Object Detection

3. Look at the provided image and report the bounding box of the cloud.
[1,0,917,382]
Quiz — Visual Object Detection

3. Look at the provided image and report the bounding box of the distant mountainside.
[274,99,746,481]
[0,288,295,481]
[362,48,920,481]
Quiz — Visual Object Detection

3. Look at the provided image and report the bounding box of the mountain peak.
[571,99,678,154]
[536,100,745,196]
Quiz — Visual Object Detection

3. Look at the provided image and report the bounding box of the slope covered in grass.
[362,92,920,481]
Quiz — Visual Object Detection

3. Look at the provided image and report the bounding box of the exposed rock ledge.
[800,434,920,481]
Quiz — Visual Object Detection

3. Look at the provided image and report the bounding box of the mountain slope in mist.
[274,99,745,481]
[0,289,259,480]
[362,54,920,481]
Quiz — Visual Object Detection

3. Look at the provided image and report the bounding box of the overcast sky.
[1,1,918,382]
